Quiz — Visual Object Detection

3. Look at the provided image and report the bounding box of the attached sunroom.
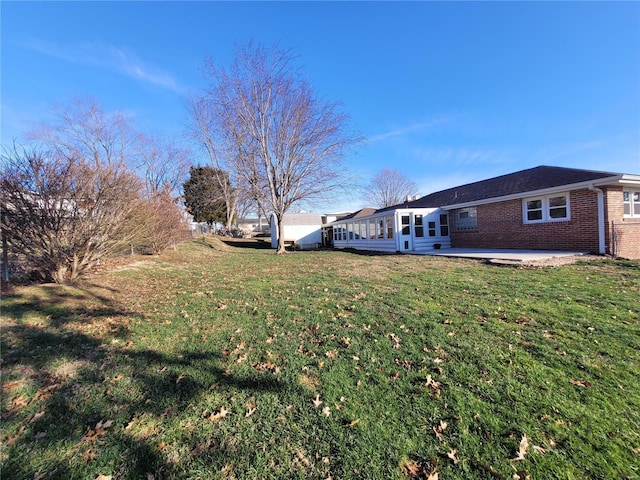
[325,208,451,253]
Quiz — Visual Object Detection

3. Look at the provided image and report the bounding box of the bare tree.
[197,43,362,253]
[0,97,147,283]
[364,168,419,208]
[187,96,238,229]
[134,133,192,197]
[0,144,144,283]
[30,96,136,168]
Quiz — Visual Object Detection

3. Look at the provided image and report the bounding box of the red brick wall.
[604,186,640,259]
[450,189,601,253]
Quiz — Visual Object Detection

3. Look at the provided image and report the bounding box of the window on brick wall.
[623,190,640,217]
[453,207,477,231]
[523,193,570,224]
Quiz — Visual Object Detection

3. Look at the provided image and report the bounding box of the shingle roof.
[399,165,620,209]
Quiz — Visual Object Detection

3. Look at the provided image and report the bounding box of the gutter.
[588,183,606,254]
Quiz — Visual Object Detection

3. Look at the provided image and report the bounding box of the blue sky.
[2,1,639,212]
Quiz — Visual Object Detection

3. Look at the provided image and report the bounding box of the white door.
[399,213,413,252]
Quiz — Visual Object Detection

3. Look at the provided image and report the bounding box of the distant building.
[270,212,323,250]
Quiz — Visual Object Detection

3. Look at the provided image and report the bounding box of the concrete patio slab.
[421,248,589,262]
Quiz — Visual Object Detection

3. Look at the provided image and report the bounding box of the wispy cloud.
[368,115,458,143]
[21,38,186,94]
[410,145,510,167]
[543,140,605,163]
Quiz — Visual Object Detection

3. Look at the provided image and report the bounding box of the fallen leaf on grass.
[161,407,174,418]
[569,379,592,387]
[447,448,459,464]
[83,448,97,463]
[344,418,360,427]
[209,406,229,421]
[29,410,45,423]
[511,434,529,461]
[532,445,547,455]
[432,420,448,442]
[95,475,112,480]
[82,420,114,442]
[424,375,442,398]
[312,394,323,408]
[321,406,331,417]
[400,458,437,479]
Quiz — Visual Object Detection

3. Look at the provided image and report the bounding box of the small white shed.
[270,212,323,250]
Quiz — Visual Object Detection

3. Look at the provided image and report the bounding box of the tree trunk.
[276,215,287,254]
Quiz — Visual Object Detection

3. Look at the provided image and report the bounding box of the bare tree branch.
[364,168,419,208]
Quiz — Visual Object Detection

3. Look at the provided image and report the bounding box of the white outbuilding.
[270,212,324,250]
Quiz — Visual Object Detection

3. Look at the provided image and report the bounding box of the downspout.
[588,184,606,255]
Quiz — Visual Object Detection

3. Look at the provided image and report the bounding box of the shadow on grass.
[220,238,273,250]
[1,288,293,480]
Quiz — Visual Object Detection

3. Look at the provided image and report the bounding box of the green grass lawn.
[2,237,639,480]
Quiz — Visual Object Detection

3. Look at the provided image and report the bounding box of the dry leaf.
[245,407,256,417]
[345,418,360,427]
[400,459,421,478]
[313,394,323,408]
[322,406,331,417]
[29,410,45,424]
[95,475,112,480]
[532,445,547,455]
[511,434,529,461]
[447,448,459,464]
[209,406,229,421]
[82,420,114,442]
[83,448,97,463]
[569,379,592,387]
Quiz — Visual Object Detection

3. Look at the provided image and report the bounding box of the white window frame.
[523,193,570,224]
[623,190,640,217]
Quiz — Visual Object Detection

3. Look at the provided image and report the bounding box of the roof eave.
[440,175,627,210]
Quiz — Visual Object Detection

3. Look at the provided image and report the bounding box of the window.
[523,194,570,223]
[385,215,394,239]
[401,215,410,235]
[414,215,424,237]
[347,223,354,240]
[453,207,477,231]
[369,219,377,239]
[378,218,385,238]
[624,190,640,217]
[428,221,436,237]
[439,214,449,236]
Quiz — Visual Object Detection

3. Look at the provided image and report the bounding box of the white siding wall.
[270,214,323,249]
[331,208,451,253]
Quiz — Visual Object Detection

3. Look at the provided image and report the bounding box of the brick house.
[327,165,640,259]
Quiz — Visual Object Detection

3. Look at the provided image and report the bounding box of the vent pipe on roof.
[588,183,606,255]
